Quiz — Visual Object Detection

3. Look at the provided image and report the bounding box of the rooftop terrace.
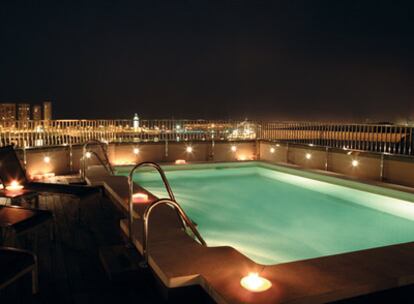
[2,119,414,303]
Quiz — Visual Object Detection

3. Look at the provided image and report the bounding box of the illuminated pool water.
[117,162,414,265]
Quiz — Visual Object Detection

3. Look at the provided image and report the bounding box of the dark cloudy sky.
[1,0,413,121]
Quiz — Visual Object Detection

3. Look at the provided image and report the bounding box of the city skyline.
[0,101,52,122]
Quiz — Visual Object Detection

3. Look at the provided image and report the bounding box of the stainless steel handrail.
[86,151,114,176]
[81,140,114,180]
[128,162,176,244]
[140,198,206,268]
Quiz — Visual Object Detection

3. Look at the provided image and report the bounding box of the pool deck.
[86,163,414,304]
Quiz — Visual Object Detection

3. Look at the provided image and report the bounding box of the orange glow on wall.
[31,172,56,180]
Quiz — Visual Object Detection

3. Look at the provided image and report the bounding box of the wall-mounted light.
[240,273,272,292]
[185,146,193,153]
[275,144,280,147]
[270,147,275,154]
[43,156,51,163]
[231,145,237,152]
[85,151,92,159]
[351,159,359,167]
[237,155,247,161]
[305,153,312,160]
[133,147,140,155]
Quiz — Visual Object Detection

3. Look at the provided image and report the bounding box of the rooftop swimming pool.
[116,162,414,265]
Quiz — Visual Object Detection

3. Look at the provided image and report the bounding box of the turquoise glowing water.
[118,163,414,265]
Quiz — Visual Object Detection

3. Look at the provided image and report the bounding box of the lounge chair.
[0,247,38,294]
[0,145,101,199]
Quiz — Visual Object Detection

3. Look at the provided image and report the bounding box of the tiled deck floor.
[1,192,414,304]
[0,193,210,304]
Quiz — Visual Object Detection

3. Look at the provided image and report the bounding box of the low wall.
[13,140,414,189]
[19,141,257,178]
[260,141,414,188]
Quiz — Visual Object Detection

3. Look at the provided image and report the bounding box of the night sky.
[1,1,413,121]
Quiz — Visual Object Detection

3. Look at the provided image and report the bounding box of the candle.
[132,192,149,203]
[5,180,24,191]
[240,273,272,292]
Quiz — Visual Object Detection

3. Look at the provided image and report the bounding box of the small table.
[0,206,53,247]
[0,189,39,208]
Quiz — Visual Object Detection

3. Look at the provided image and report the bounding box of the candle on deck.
[132,192,149,203]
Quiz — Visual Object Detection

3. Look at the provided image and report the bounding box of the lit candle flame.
[132,192,149,203]
[240,273,272,292]
[6,180,24,191]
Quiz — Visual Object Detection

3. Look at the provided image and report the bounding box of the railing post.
[286,142,289,164]
[22,146,27,169]
[69,143,73,173]
[164,139,168,158]
[380,153,384,181]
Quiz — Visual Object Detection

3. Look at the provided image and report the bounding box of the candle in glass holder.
[5,180,24,191]
[132,192,149,203]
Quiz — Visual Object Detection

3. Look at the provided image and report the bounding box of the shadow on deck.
[0,193,211,304]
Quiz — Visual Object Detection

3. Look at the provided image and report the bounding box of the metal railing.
[1,119,414,156]
[0,119,257,148]
[259,122,414,156]
[128,162,177,244]
[81,140,114,181]
[140,198,207,267]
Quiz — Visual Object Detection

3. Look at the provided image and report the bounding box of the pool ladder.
[81,140,114,181]
[128,162,206,267]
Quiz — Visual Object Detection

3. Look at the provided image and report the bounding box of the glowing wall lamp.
[231,145,237,152]
[43,156,51,163]
[351,159,359,167]
[270,147,275,154]
[85,151,92,159]
[185,146,193,153]
[237,155,247,161]
[133,147,140,155]
[240,273,272,292]
[305,153,312,160]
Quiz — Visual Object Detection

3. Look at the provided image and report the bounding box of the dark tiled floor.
[0,193,210,304]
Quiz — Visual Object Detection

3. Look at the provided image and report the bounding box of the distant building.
[33,105,42,120]
[0,103,16,127]
[17,103,30,121]
[133,113,140,129]
[43,101,52,120]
